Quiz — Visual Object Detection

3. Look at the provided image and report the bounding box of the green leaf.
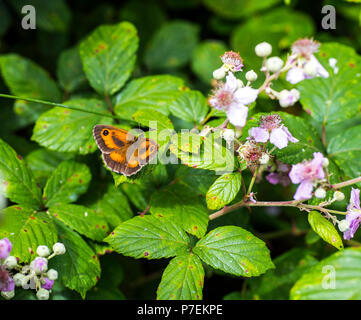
[79,21,138,96]
[308,211,343,250]
[0,138,42,209]
[11,0,71,32]
[203,0,281,19]
[193,226,274,277]
[297,43,361,143]
[145,20,200,70]
[43,161,91,207]
[157,253,204,300]
[206,172,242,210]
[105,215,190,259]
[25,148,73,188]
[246,248,318,300]
[32,99,113,155]
[131,109,174,131]
[170,132,237,173]
[231,8,314,71]
[114,75,185,120]
[150,183,209,238]
[291,248,361,299]
[191,40,227,84]
[57,46,88,93]
[170,132,203,154]
[88,184,133,229]
[52,219,101,299]
[327,124,361,179]
[49,204,109,242]
[0,206,57,263]
[169,90,209,124]
[0,54,61,123]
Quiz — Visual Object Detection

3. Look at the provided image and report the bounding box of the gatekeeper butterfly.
[93,125,158,176]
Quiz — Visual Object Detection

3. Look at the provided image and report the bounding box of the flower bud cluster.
[0,239,65,300]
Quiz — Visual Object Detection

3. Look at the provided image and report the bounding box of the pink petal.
[234,86,259,105]
[250,127,269,143]
[270,127,288,149]
[311,55,329,78]
[224,72,238,92]
[282,126,299,143]
[293,180,313,200]
[289,163,305,184]
[348,188,361,211]
[286,67,306,84]
[227,104,248,127]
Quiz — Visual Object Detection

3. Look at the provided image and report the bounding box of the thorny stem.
[209,199,347,221]
[330,176,361,189]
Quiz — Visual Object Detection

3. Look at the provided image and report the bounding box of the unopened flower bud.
[47,269,58,281]
[315,187,326,199]
[236,79,244,88]
[36,245,50,257]
[31,257,48,274]
[333,191,345,202]
[53,243,66,255]
[13,273,25,287]
[259,153,270,165]
[0,238,12,259]
[1,290,15,300]
[322,158,329,168]
[255,42,272,57]
[4,256,17,269]
[245,70,258,82]
[36,288,50,300]
[278,89,300,108]
[265,57,284,73]
[338,219,350,232]
[213,67,226,80]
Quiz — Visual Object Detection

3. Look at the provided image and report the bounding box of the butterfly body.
[93,125,158,176]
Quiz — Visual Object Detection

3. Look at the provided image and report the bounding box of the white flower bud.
[290,89,300,101]
[245,70,258,82]
[333,191,345,202]
[322,158,329,168]
[259,153,270,165]
[213,67,226,80]
[1,290,15,300]
[255,42,272,57]
[304,60,318,77]
[315,187,327,199]
[265,57,284,73]
[13,273,25,287]
[4,256,17,269]
[36,245,50,257]
[36,288,50,300]
[47,269,58,281]
[338,219,350,232]
[53,243,66,255]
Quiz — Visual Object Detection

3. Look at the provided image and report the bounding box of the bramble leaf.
[105,215,190,259]
[193,226,274,277]
[79,22,138,96]
[157,253,204,300]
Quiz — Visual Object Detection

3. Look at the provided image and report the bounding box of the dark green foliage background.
[1,0,361,300]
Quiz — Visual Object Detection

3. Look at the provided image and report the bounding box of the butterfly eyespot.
[103,130,109,136]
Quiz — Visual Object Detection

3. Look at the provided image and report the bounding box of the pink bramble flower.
[342,188,361,240]
[289,152,325,200]
[237,139,263,169]
[209,72,258,127]
[0,266,15,292]
[249,114,299,149]
[30,257,48,275]
[266,161,291,187]
[221,51,244,72]
[286,38,329,84]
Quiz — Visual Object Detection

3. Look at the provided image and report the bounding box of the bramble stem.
[209,199,347,220]
[247,167,258,195]
[0,93,119,119]
[330,176,361,189]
